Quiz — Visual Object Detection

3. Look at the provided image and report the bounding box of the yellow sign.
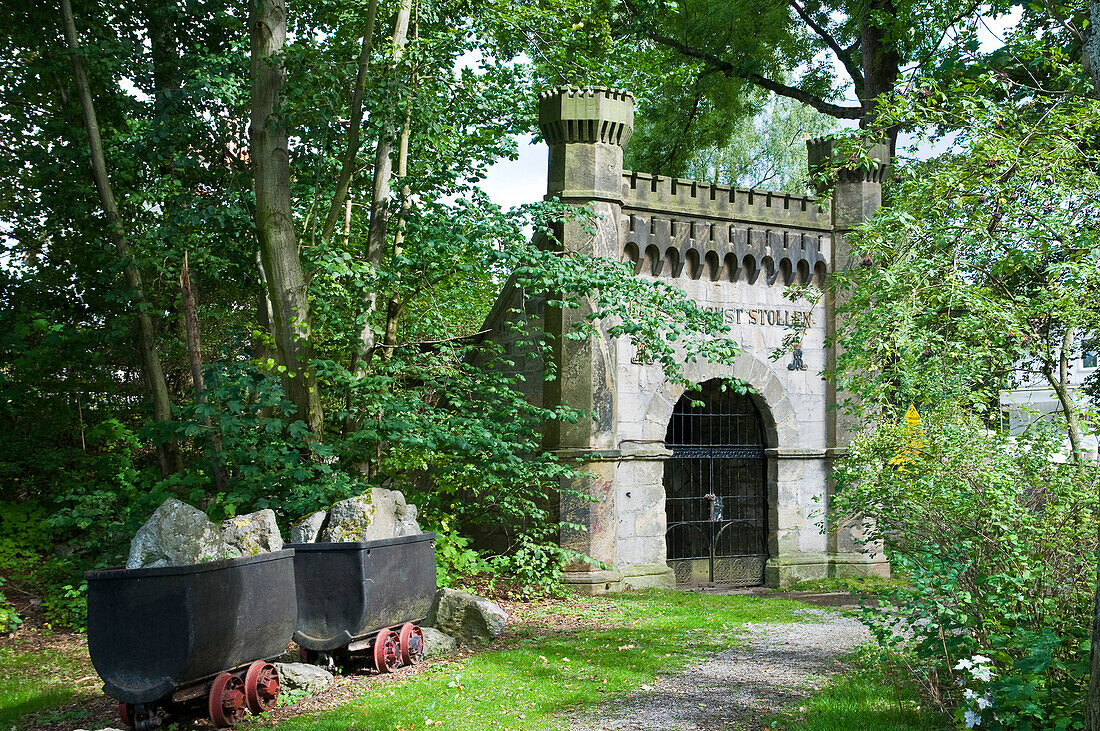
[890,404,924,472]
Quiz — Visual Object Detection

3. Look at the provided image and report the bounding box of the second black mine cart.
[288,532,437,671]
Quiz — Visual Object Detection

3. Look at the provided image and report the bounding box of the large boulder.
[126,498,226,569]
[273,662,333,694]
[221,508,283,557]
[421,626,457,657]
[428,588,508,645]
[319,488,422,543]
[290,510,327,543]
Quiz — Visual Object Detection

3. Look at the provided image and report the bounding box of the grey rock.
[126,498,226,569]
[428,588,508,645]
[421,626,457,657]
[274,662,333,694]
[221,508,283,557]
[319,488,421,543]
[394,493,421,536]
[290,510,327,543]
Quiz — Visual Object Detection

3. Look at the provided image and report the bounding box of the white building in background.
[999,347,1098,457]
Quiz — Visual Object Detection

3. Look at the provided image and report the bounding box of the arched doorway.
[664,380,769,587]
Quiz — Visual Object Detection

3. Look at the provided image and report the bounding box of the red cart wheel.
[118,702,134,728]
[398,623,424,666]
[372,629,400,673]
[208,672,247,727]
[244,660,280,714]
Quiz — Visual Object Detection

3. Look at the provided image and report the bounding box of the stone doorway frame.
[635,352,800,587]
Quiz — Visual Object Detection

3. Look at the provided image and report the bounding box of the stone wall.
[480,87,890,591]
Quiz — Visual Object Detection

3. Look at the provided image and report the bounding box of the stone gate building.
[483,87,890,592]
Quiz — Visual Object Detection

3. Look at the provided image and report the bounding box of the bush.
[834,408,1097,729]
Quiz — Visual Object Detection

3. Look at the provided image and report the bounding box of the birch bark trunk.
[360,0,413,358]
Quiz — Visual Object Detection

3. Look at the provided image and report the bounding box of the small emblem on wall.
[788,345,808,371]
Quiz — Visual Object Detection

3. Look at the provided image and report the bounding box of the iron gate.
[664,382,768,587]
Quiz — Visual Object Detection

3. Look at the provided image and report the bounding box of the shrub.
[834,407,1097,729]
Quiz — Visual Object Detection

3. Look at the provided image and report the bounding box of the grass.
[271,589,818,731]
[0,588,950,731]
[0,644,95,727]
[778,576,910,596]
[766,648,951,731]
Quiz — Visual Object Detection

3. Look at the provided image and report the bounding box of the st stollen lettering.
[703,306,813,329]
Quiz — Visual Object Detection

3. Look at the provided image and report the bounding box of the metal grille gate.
[664,382,768,587]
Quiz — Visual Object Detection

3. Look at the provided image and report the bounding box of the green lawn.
[0,590,949,731]
[766,648,950,730]
[0,644,97,728]
[270,590,945,731]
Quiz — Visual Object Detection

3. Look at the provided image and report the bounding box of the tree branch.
[787,0,864,90]
[622,0,863,120]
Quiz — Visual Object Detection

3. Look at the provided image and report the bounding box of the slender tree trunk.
[180,253,230,491]
[1044,329,1085,468]
[321,0,380,244]
[381,83,414,360]
[361,0,413,357]
[250,0,324,436]
[60,0,182,475]
[1085,1,1100,95]
[1040,327,1100,730]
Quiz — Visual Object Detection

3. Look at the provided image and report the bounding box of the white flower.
[955,658,974,671]
[964,689,978,701]
[972,655,992,665]
[976,694,992,711]
[964,709,982,728]
[972,666,993,683]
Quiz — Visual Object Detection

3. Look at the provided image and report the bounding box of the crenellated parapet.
[622,171,829,229]
[538,87,634,147]
[619,171,832,286]
[622,212,829,286]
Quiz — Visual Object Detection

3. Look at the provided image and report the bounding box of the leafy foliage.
[836,410,1096,729]
[828,58,1100,729]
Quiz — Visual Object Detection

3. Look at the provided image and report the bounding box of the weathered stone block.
[127,498,226,569]
[422,626,457,656]
[319,488,421,543]
[427,588,508,645]
[290,510,326,543]
[274,662,333,693]
[620,564,674,590]
[222,509,283,557]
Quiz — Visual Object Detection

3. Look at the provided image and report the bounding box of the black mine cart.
[288,533,436,672]
[85,549,297,729]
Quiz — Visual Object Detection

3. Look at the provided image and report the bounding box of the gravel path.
[566,607,871,731]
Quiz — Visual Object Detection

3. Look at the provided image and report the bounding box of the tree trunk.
[858,0,901,152]
[180,253,230,491]
[250,0,324,436]
[1085,0,1100,96]
[321,0,380,244]
[381,79,414,360]
[360,0,413,358]
[1044,329,1085,469]
[60,0,182,475]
